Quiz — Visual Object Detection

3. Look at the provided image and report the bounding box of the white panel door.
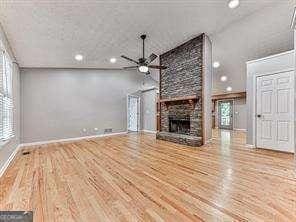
[128,96,139,132]
[256,71,294,152]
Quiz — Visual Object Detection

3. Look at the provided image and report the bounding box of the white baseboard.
[141,130,157,134]
[21,131,128,147]
[246,144,255,148]
[0,144,21,178]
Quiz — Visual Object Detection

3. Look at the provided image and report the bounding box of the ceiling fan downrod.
[140,34,146,60]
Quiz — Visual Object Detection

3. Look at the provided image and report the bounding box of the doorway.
[127,95,140,132]
[256,71,294,152]
[218,100,233,130]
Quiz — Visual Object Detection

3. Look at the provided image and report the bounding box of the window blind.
[0,50,14,141]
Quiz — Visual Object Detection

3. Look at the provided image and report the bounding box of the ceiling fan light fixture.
[139,65,149,73]
[121,34,167,72]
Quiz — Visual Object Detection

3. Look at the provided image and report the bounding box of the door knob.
[257,114,262,118]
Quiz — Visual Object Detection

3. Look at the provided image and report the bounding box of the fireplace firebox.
[169,116,190,135]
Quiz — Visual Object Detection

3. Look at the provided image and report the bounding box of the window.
[0,50,14,142]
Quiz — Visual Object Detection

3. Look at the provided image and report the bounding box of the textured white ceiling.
[0,0,279,69]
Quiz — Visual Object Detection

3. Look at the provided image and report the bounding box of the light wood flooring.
[0,130,295,221]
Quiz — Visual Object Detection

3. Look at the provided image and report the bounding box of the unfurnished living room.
[0,1,295,221]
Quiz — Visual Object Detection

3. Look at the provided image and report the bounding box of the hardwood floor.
[0,130,295,221]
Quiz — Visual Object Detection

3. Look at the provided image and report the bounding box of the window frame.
[0,45,14,145]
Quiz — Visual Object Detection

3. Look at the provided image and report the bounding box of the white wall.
[20,68,149,143]
[0,24,20,175]
[246,50,294,145]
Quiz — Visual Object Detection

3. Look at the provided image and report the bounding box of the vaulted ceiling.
[211,1,294,94]
[0,0,293,93]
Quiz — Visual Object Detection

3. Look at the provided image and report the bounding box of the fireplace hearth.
[169,116,190,135]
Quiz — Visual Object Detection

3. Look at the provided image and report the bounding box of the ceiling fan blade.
[123,66,138,69]
[121,55,139,64]
[146,53,158,64]
[148,65,167,69]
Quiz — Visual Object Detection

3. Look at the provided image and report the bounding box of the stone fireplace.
[156,33,212,147]
[157,98,203,146]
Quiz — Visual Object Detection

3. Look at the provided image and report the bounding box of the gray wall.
[233,98,247,130]
[21,68,146,143]
[0,25,20,173]
[141,89,157,132]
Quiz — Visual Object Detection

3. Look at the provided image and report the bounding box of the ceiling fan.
[121,34,167,74]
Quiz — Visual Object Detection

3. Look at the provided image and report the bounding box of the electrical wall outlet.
[82,128,87,133]
[94,127,98,131]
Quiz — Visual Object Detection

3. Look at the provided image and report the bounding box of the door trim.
[253,69,295,150]
[127,94,141,132]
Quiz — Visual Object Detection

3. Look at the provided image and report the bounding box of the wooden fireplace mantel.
[159,95,199,103]
[211,92,246,101]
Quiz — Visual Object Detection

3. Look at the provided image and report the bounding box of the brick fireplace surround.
[156,34,212,147]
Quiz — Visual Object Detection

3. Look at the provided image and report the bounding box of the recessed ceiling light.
[228,0,240,9]
[220,76,228,82]
[213,61,220,68]
[110,57,117,63]
[75,54,83,61]
[139,65,149,73]
[226,86,233,92]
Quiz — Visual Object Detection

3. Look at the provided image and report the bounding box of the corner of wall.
[202,34,213,143]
